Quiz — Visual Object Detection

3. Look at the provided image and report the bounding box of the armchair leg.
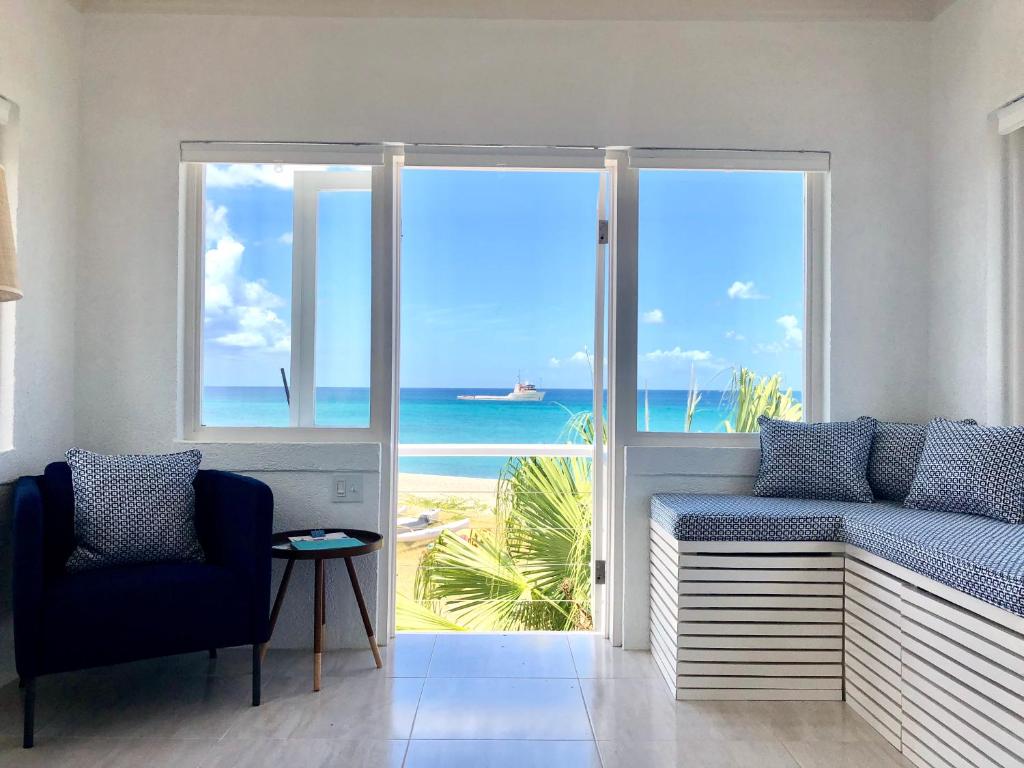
[208,648,218,659]
[252,645,261,706]
[22,677,35,749]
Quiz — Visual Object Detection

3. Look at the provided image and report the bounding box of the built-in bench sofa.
[649,492,1024,768]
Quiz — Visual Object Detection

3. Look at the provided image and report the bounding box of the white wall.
[0,0,82,680]
[75,13,932,649]
[927,0,1024,423]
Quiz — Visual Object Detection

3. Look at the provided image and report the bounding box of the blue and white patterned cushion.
[651,493,846,541]
[650,492,1024,616]
[866,419,977,503]
[753,416,876,503]
[842,504,1024,616]
[904,419,1024,524]
[65,448,205,572]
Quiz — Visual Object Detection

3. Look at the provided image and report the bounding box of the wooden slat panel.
[681,608,842,623]
[678,688,842,701]
[902,733,960,768]
[684,634,842,650]
[676,540,843,554]
[845,610,901,658]
[650,531,681,567]
[679,554,843,569]
[903,585,1024,654]
[902,698,1003,768]
[679,595,844,610]
[902,647,1024,737]
[845,650,901,706]
[679,662,841,677]
[845,624,900,675]
[650,521,682,554]
[678,648,841,663]
[680,568,844,583]
[681,622,842,637]
[650,551,680,589]
[846,582,902,627]
[846,689,900,750]
[680,580,844,596]
[677,675,842,690]
[846,598,900,642]
[846,674,901,735]
[845,556,905,596]
[904,667,1024,764]
[903,619,1024,695]
[903,601,1024,680]
[845,567,902,610]
[903,636,1024,716]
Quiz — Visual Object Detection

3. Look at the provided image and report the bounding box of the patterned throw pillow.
[65,448,205,572]
[753,416,876,503]
[866,419,977,502]
[904,419,1024,524]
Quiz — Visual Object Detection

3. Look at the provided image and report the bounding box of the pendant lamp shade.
[0,165,21,302]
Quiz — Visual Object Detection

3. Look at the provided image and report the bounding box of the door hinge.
[597,219,609,245]
[594,559,606,585]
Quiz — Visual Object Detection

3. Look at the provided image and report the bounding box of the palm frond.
[395,592,467,632]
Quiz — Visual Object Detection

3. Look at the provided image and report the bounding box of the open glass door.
[393,154,610,634]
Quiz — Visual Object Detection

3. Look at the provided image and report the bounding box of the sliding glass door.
[394,159,609,633]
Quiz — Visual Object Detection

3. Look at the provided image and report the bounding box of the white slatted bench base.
[650,524,1024,768]
[650,523,845,702]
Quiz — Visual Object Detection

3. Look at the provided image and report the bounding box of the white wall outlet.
[331,473,363,503]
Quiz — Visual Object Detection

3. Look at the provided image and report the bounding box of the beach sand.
[395,472,500,602]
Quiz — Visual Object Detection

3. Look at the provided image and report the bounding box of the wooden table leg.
[314,559,325,691]
[345,557,383,669]
[261,559,295,662]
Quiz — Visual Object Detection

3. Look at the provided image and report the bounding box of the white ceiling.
[72,0,959,22]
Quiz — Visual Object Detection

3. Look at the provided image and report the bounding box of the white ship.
[457,379,545,402]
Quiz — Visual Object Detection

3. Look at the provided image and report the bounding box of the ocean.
[203,386,790,478]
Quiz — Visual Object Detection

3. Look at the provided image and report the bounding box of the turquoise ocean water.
[203,387,796,478]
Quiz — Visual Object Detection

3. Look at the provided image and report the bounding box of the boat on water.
[457,379,545,402]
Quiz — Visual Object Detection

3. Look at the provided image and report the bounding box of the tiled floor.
[0,633,911,767]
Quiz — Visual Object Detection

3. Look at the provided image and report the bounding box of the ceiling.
[71,0,959,22]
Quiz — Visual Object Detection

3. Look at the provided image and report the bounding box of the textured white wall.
[0,0,82,681]
[74,13,933,650]
[927,0,1024,423]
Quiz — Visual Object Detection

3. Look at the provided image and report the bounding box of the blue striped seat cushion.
[650,493,1024,617]
[841,504,1024,617]
[650,493,848,542]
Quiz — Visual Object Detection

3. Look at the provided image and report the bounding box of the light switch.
[331,473,363,503]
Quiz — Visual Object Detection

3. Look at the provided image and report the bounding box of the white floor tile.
[412,677,593,740]
[598,739,800,768]
[404,739,603,768]
[568,634,660,679]
[427,633,576,678]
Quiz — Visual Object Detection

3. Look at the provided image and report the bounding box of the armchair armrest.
[195,470,273,642]
[12,477,45,679]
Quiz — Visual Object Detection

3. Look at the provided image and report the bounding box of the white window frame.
[178,142,395,443]
[617,148,831,447]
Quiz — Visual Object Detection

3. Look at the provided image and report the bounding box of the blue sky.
[202,164,804,393]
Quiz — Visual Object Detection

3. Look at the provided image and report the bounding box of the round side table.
[266,528,384,691]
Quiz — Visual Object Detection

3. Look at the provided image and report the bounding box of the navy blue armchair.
[12,462,273,747]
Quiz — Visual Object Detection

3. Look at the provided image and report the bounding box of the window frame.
[617,148,830,446]
[179,143,396,443]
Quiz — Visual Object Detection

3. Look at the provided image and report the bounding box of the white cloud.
[278,232,294,245]
[777,314,803,345]
[727,281,766,300]
[641,308,664,324]
[205,163,370,190]
[550,349,591,368]
[725,330,746,341]
[644,347,713,363]
[203,205,291,352]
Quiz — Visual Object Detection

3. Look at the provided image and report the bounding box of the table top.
[271,528,383,560]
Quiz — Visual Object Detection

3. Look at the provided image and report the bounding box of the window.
[633,158,825,433]
[187,156,375,432]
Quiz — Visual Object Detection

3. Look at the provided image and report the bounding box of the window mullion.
[291,174,319,427]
